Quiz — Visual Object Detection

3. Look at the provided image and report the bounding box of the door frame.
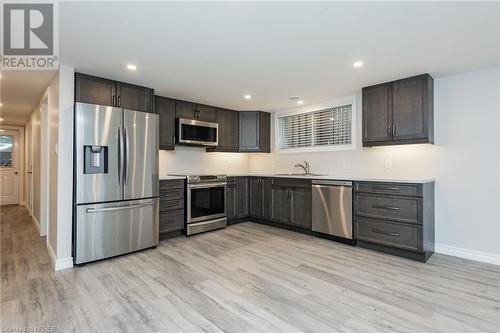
[0,125,25,206]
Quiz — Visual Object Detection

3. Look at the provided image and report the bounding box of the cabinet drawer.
[159,188,184,201]
[159,180,184,190]
[355,193,421,224]
[356,218,421,251]
[272,178,311,188]
[160,198,184,212]
[355,182,421,197]
[159,210,184,234]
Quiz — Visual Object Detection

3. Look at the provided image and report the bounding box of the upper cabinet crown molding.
[362,73,434,147]
[75,72,154,113]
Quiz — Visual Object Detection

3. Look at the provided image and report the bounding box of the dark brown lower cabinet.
[249,177,272,219]
[354,181,435,262]
[270,179,311,228]
[271,186,289,224]
[290,187,311,228]
[226,177,248,220]
[159,179,185,239]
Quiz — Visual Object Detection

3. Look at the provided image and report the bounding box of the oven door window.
[181,124,217,143]
[190,186,225,220]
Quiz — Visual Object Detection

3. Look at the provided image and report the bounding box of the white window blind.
[279,104,352,150]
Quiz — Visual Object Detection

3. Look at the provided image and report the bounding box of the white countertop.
[160,173,434,183]
[224,173,435,184]
[159,176,186,180]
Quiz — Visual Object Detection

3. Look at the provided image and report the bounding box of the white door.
[0,129,20,205]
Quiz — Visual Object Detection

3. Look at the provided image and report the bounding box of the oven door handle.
[188,183,227,189]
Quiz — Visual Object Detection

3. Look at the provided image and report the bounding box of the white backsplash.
[159,145,250,175]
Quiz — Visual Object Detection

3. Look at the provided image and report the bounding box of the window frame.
[274,96,357,154]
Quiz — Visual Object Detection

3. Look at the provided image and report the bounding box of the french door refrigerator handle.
[85,201,154,213]
[117,126,123,185]
[123,126,129,185]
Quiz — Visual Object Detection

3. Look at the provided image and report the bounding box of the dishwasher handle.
[312,180,352,187]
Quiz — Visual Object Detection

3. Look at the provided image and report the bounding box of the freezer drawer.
[75,198,159,264]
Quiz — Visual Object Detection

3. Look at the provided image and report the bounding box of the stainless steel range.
[174,174,227,235]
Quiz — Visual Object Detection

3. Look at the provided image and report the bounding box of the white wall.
[159,146,250,175]
[249,66,500,263]
[25,65,75,271]
[47,74,59,252]
[55,64,75,266]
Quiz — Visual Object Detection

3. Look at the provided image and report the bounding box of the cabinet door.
[226,184,236,220]
[75,73,116,107]
[261,178,273,220]
[214,108,239,151]
[239,112,260,151]
[235,177,249,218]
[117,82,153,113]
[290,187,311,228]
[271,186,289,224]
[249,178,262,218]
[393,75,430,141]
[259,112,271,153]
[196,105,216,122]
[155,96,176,150]
[175,100,197,119]
[362,83,393,145]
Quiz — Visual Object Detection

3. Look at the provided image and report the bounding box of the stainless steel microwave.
[177,118,218,146]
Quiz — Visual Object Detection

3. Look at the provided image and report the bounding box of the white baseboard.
[32,215,40,232]
[435,243,500,266]
[54,257,74,271]
[46,242,74,271]
[46,242,56,262]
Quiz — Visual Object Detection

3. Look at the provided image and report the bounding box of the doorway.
[0,129,21,205]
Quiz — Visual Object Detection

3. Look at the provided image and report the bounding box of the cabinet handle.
[372,229,400,237]
[372,205,400,211]
[371,186,400,191]
[388,126,392,137]
[393,125,396,137]
[118,96,121,107]
[112,95,116,106]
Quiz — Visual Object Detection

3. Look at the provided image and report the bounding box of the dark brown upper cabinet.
[206,108,239,152]
[155,95,176,150]
[239,111,271,153]
[75,73,154,113]
[362,74,433,147]
[116,82,154,113]
[175,100,216,122]
[75,73,116,107]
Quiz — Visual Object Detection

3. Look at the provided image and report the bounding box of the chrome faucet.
[294,161,310,175]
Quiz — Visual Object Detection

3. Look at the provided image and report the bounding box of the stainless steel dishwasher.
[311,180,353,241]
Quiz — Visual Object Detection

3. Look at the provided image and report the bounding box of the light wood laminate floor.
[1,205,499,332]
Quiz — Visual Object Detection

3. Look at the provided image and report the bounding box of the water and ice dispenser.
[84,145,108,174]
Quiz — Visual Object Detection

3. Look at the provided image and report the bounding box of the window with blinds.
[279,104,353,150]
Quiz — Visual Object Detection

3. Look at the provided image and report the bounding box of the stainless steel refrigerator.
[74,102,159,264]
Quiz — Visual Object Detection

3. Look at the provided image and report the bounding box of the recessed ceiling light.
[297,100,304,105]
[0,118,3,122]
[244,94,252,100]
[353,61,364,68]
[0,103,3,107]
[126,64,137,71]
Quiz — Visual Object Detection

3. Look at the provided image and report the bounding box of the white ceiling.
[2,1,499,125]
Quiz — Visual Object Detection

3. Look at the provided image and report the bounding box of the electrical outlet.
[385,159,392,169]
